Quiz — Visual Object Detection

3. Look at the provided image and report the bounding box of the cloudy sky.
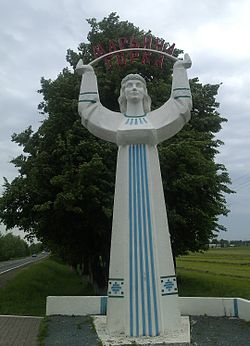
[0,0,250,241]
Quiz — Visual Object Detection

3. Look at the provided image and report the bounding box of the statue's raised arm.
[148,53,192,143]
[76,60,123,143]
[76,54,192,146]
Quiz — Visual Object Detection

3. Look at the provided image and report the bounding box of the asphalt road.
[0,253,48,275]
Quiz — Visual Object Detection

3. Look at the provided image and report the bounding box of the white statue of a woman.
[76,54,192,337]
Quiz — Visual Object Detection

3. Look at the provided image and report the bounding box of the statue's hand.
[174,53,192,69]
[76,59,94,75]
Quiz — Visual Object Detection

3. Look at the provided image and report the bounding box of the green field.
[0,247,249,317]
[176,246,250,299]
[0,256,94,316]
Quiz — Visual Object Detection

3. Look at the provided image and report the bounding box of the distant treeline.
[229,240,250,246]
[0,232,43,261]
[211,239,250,247]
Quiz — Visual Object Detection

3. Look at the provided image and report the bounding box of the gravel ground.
[45,316,100,346]
[190,316,250,345]
[44,315,250,345]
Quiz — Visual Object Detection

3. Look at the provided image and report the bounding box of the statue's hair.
[118,74,151,114]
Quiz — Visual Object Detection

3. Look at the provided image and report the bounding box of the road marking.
[0,256,47,276]
[0,315,42,319]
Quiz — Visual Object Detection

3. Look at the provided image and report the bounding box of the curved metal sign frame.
[88,47,178,65]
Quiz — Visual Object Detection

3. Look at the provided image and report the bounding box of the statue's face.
[124,80,145,102]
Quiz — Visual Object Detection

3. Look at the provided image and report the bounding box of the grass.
[0,256,94,316]
[176,246,250,299]
[37,316,49,346]
[1,246,249,318]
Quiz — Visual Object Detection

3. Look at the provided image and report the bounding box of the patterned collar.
[124,113,147,118]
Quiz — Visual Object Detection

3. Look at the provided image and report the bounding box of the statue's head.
[118,74,151,114]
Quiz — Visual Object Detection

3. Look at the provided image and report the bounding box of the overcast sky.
[0,0,250,241]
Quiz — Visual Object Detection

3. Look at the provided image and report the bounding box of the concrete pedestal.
[93,315,190,345]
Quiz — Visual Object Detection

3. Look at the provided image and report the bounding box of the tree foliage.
[0,232,29,261]
[0,13,233,289]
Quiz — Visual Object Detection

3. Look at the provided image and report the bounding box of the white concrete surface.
[93,315,190,345]
[238,298,250,321]
[46,296,103,316]
[179,297,236,317]
[46,295,250,323]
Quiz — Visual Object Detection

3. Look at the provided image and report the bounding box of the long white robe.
[78,67,192,336]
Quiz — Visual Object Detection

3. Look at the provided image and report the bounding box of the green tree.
[0,13,233,289]
[0,232,29,261]
[29,242,44,255]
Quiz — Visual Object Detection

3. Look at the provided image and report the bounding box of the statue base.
[93,315,190,345]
